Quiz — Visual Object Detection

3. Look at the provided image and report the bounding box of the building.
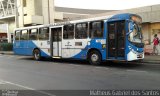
[0,0,160,54]
[0,24,8,42]
[0,0,112,43]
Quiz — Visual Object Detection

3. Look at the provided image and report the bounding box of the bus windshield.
[128,23,143,43]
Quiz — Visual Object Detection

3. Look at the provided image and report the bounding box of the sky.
[55,0,160,10]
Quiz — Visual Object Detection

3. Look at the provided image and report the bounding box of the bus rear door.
[107,21,125,60]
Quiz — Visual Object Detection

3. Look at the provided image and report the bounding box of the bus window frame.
[63,24,75,39]
[20,29,28,40]
[15,30,21,41]
[75,22,88,39]
[39,27,49,40]
[29,28,38,40]
[89,20,104,39]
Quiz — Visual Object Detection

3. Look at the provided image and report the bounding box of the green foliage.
[0,43,13,51]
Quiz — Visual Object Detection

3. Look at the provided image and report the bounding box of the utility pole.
[15,0,19,28]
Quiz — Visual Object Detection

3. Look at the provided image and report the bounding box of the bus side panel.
[36,41,50,57]
[72,39,106,61]
[13,40,50,57]
[28,41,50,57]
[101,50,107,60]
[88,39,106,61]
[72,49,88,60]
[13,41,31,55]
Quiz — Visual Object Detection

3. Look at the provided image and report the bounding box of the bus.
[13,13,144,65]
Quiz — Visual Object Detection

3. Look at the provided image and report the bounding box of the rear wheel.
[88,50,102,65]
[33,49,41,61]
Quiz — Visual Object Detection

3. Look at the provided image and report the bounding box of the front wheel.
[33,49,41,61]
[88,50,102,65]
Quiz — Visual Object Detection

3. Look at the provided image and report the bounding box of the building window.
[89,21,104,38]
[23,0,26,7]
[15,31,21,40]
[75,23,88,39]
[29,29,38,40]
[63,24,74,39]
[39,27,49,40]
[20,30,28,40]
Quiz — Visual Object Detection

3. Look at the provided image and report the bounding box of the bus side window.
[75,23,88,39]
[20,30,28,40]
[29,29,38,40]
[15,31,20,40]
[89,21,104,38]
[63,24,74,39]
[39,27,49,40]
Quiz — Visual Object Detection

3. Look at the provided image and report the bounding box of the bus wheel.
[33,49,41,61]
[88,50,102,65]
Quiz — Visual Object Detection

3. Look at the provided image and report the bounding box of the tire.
[33,49,41,61]
[88,50,102,65]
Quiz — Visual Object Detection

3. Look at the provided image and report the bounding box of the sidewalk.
[0,51,14,55]
[0,51,159,64]
[143,55,160,64]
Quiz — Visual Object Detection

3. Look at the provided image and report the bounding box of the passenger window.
[89,21,104,38]
[29,29,38,40]
[75,23,88,39]
[63,24,74,39]
[52,28,62,42]
[39,27,49,40]
[15,31,20,40]
[20,30,28,40]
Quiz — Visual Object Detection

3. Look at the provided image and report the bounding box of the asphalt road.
[0,54,160,95]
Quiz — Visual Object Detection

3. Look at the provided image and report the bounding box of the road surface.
[0,54,160,96]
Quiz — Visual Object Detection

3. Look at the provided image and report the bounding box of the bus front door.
[50,27,62,58]
[107,21,125,60]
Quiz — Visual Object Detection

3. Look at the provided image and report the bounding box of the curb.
[0,52,14,55]
[0,53,159,64]
[142,61,160,64]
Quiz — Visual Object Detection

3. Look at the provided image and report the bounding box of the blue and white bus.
[13,13,144,65]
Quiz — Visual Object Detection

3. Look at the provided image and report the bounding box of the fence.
[0,43,13,51]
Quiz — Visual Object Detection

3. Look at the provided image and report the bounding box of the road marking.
[126,70,148,73]
[95,67,105,69]
[0,54,3,56]
[68,64,110,70]
[71,64,82,67]
[0,81,6,85]
[68,64,90,67]
[105,68,109,70]
[0,79,56,96]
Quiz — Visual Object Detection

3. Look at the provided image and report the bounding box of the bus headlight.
[137,54,143,58]
[102,44,106,49]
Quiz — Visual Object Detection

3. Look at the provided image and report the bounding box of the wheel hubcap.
[34,51,39,60]
[91,54,98,62]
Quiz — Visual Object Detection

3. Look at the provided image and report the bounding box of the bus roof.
[15,13,137,31]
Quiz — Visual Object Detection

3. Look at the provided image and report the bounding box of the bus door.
[50,27,62,57]
[107,21,125,59]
